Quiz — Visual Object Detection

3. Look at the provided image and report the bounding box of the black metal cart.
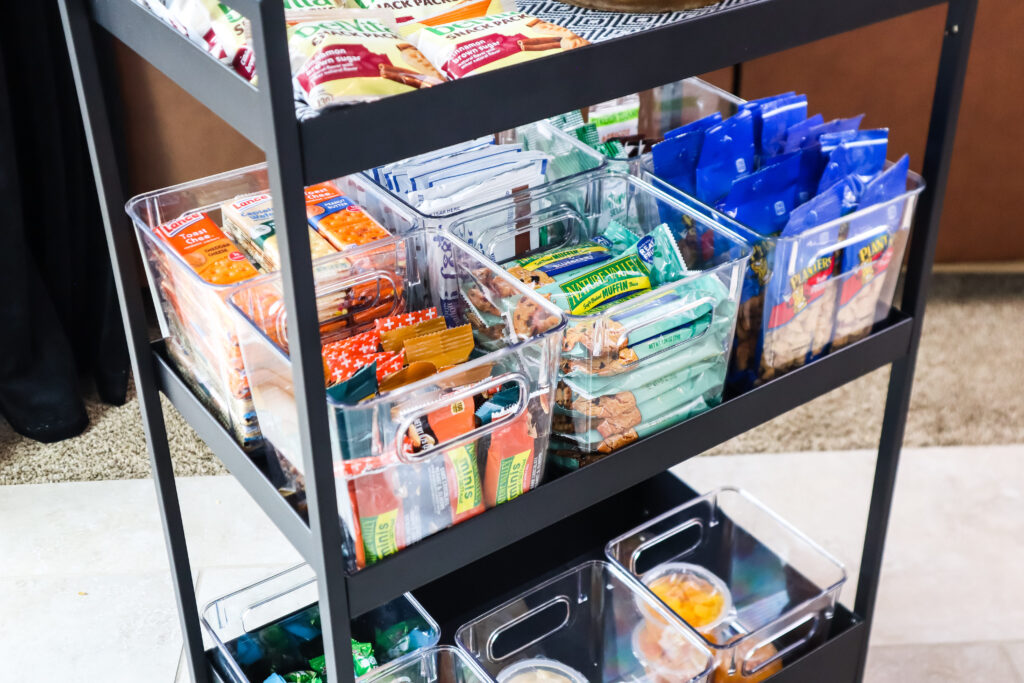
[56,0,977,680]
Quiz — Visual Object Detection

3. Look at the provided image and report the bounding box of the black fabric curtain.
[0,2,129,442]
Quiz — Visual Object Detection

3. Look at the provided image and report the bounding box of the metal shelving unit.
[57,0,977,679]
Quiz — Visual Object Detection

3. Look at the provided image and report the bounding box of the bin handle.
[628,519,704,575]
[393,372,529,464]
[611,295,716,370]
[485,596,572,662]
[808,222,893,262]
[478,205,586,265]
[741,611,821,677]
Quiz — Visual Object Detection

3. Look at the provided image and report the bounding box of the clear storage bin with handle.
[344,121,606,236]
[127,164,275,449]
[447,171,750,468]
[455,560,714,683]
[605,487,847,683]
[363,646,494,683]
[202,563,441,683]
[229,229,566,571]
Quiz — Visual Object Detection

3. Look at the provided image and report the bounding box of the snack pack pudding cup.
[638,562,733,637]
[496,658,589,683]
[632,621,710,683]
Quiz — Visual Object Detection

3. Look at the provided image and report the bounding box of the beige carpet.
[1,273,1022,485]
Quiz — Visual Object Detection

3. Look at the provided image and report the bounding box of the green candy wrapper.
[282,672,321,683]
[351,639,378,676]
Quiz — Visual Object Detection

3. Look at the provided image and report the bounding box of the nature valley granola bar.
[288,10,445,108]
[412,11,588,80]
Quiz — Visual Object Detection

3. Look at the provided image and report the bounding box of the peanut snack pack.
[410,10,589,80]
[288,10,445,109]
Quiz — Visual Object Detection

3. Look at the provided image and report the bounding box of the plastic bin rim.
[362,645,495,683]
[361,120,608,220]
[125,161,270,223]
[445,169,754,323]
[200,562,442,682]
[227,230,568,408]
[453,559,714,681]
[642,156,926,247]
[604,486,847,652]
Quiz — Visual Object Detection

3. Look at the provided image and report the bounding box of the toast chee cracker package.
[288,9,445,109]
[154,212,259,285]
[411,11,588,80]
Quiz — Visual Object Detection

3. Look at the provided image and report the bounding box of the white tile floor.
[1,444,1022,682]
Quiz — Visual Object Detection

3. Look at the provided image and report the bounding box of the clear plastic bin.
[447,171,750,467]
[229,230,566,570]
[128,164,275,448]
[641,163,924,389]
[346,121,606,236]
[127,163,410,449]
[202,564,441,683]
[606,487,847,683]
[456,560,713,683]
[363,646,494,683]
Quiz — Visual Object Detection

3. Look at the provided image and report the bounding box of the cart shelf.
[155,312,913,615]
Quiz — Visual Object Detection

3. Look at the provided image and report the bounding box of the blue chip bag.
[782,113,825,153]
[759,94,808,158]
[664,111,723,140]
[696,108,755,205]
[803,115,865,149]
[652,130,709,196]
[832,155,911,346]
[818,129,888,192]
[718,151,801,237]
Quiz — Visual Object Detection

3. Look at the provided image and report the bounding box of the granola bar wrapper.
[410,11,589,80]
[288,10,446,109]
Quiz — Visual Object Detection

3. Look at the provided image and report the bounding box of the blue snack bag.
[832,156,911,346]
[759,94,808,158]
[782,113,825,153]
[818,129,888,192]
[800,115,865,150]
[696,108,755,205]
[652,123,715,196]
[664,111,722,140]
[718,152,801,237]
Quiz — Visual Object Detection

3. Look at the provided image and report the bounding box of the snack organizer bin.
[128,164,273,449]
[229,229,566,571]
[616,81,925,389]
[642,164,925,390]
[447,171,750,466]
[606,488,847,683]
[455,560,714,683]
[341,120,606,235]
[201,564,441,682]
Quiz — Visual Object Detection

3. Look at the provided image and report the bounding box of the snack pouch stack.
[450,172,749,469]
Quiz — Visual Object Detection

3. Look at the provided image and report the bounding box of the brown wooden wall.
[113,1,1024,262]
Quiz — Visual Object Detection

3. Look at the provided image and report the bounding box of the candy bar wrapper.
[375,307,439,332]
[403,324,474,367]
[347,0,503,26]
[304,182,392,250]
[552,358,726,454]
[380,316,448,352]
[288,10,445,109]
[410,11,588,80]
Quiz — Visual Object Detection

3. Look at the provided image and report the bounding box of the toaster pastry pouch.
[288,10,445,109]
[410,10,588,80]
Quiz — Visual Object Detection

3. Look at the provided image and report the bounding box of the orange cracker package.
[411,10,588,80]
[346,0,503,26]
[304,182,392,250]
[154,212,258,285]
[287,10,446,109]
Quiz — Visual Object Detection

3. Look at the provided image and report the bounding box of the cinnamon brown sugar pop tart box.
[408,8,589,80]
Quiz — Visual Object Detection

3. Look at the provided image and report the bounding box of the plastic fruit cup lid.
[639,562,734,634]
[631,621,710,682]
[496,657,589,683]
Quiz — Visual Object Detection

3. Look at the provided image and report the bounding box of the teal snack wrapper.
[650,223,688,287]
[329,362,378,462]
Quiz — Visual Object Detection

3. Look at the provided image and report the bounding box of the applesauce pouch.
[288,10,445,109]
[410,11,589,80]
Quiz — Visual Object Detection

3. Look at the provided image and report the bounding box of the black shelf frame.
[57,0,977,679]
